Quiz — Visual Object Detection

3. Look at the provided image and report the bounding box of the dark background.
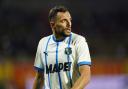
[0,0,128,59]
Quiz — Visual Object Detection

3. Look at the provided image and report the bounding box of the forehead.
[56,11,71,20]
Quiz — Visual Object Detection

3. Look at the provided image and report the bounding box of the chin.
[61,31,71,37]
[64,32,71,37]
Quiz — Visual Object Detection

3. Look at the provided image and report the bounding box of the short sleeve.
[34,39,44,72]
[76,36,91,66]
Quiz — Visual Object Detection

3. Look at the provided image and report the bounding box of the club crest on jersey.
[65,47,72,55]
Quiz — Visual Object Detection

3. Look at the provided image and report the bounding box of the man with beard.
[33,5,91,89]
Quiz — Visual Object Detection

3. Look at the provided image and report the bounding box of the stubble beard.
[55,27,71,38]
[59,29,71,38]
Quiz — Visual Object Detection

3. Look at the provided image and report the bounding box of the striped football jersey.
[34,32,91,89]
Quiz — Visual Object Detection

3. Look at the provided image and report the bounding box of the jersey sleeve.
[34,39,44,72]
[76,36,91,67]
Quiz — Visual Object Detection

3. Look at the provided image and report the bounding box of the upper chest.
[41,42,76,64]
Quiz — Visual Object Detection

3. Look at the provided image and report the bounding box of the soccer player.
[33,5,91,89]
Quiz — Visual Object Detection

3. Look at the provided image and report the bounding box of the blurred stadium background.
[0,0,128,89]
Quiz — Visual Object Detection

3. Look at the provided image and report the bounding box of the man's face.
[51,11,72,37]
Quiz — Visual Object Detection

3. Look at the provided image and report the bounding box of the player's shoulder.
[38,35,52,46]
[71,32,86,42]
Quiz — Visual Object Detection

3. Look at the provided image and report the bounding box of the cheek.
[56,24,66,29]
[62,23,67,27]
[56,26,64,31]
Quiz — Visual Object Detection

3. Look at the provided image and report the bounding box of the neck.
[53,34,65,42]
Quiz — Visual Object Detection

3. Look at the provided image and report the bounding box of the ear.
[50,21,55,28]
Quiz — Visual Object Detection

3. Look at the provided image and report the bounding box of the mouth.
[66,28,71,32]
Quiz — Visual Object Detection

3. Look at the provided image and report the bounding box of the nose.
[67,20,71,28]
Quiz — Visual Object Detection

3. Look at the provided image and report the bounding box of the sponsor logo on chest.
[46,62,72,74]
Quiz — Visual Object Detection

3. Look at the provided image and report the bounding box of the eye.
[61,19,66,23]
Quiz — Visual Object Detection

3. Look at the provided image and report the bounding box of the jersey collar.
[48,33,72,45]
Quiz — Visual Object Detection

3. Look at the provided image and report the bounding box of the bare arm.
[71,65,91,89]
[33,72,44,89]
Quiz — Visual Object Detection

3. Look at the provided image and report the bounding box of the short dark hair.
[48,5,68,21]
